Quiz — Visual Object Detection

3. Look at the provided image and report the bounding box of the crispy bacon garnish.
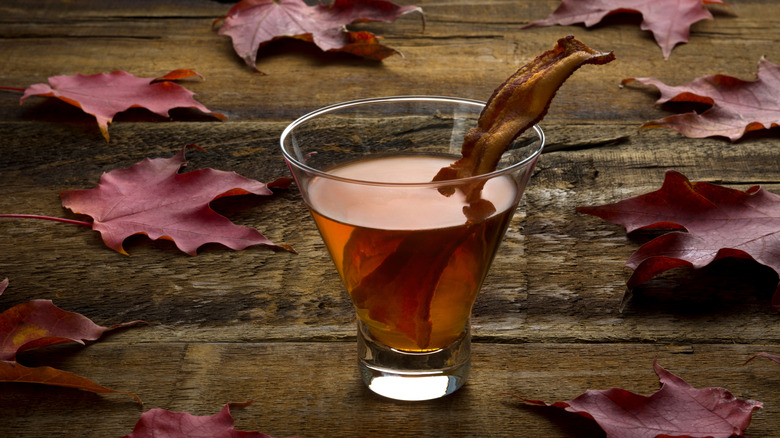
[434,36,615,219]
[346,37,616,350]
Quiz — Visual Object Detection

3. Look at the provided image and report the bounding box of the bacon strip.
[434,36,615,207]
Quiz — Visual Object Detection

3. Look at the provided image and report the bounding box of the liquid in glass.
[306,155,518,351]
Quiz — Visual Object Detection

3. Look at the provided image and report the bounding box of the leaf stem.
[0,214,92,227]
[0,86,25,92]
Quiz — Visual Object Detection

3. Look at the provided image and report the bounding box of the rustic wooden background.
[1,0,778,436]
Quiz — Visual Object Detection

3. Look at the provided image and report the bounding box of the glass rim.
[280,95,545,187]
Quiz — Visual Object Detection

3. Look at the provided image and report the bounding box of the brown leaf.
[60,145,294,256]
[0,292,143,402]
[0,361,141,404]
[515,360,762,438]
[623,57,780,141]
[525,0,729,59]
[20,69,226,141]
[215,0,423,72]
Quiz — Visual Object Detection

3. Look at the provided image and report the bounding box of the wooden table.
[1,0,778,436]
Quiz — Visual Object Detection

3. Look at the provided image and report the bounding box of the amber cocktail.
[280,96,544,401]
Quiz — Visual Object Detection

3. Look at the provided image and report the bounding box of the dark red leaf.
[60,145,294,256]
[525,0,729,59]
[0,361,141,403]
[622,57,780,141]
[0,294,143,402]
[0,299,142,362]
[516,360,762,438]
[20,69,226,142]
[746,352,780,365]
[215,0,423,72]
[577,170,780,310]
[122,403,292,438]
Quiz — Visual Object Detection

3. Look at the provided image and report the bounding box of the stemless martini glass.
[280,96,544,401]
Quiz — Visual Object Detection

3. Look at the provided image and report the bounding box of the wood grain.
[1,0,779,436]
[2,342,778,438]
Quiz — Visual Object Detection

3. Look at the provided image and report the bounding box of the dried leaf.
[622,57,780,141]
[0,361,141,403]
[215,0,423,72]
[20,69,226,141]
[577,170,780,310]
[0,299,142,361]
[525,0,728,59]
[122,403,293,438]
[746,352,780,365]
[60,145,294,256]
[0,293,143,403]
[516,360,762,438]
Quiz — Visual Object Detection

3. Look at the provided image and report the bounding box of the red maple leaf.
[60,145,294,256]
[122,403,294,438]
[622,57,780,141]
[20,69,226,142]
[524,0,729,59]
[0,282,143,402]
[746,352,780,365]
[577,170,780,310]
[214,0,424,72]
[516,360,763,438]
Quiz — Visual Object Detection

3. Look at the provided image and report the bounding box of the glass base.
[357,321,471,401]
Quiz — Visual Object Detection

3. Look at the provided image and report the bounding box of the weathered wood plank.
[2,121,778,345]
[0,0,774,122]
[1,0,780,436]
[1,342,777,438]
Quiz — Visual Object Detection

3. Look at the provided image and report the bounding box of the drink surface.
[307,155,518,351]
[308,155,517,230]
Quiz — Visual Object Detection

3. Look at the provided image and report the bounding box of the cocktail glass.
[280,96,544,401]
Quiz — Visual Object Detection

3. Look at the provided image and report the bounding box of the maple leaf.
[122,403,293,438]
[746,352,780,365]
[0,361,142,403]
[0,285,143,402]
[60,145,293,256]
[577,170,780,310]
[215,0,424,72]
[20,69,226,142]
[0,299,141,361]
[516,360,762,438]
[622,57,780,141]
[0,278,7,296]
[524,0,728,59]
